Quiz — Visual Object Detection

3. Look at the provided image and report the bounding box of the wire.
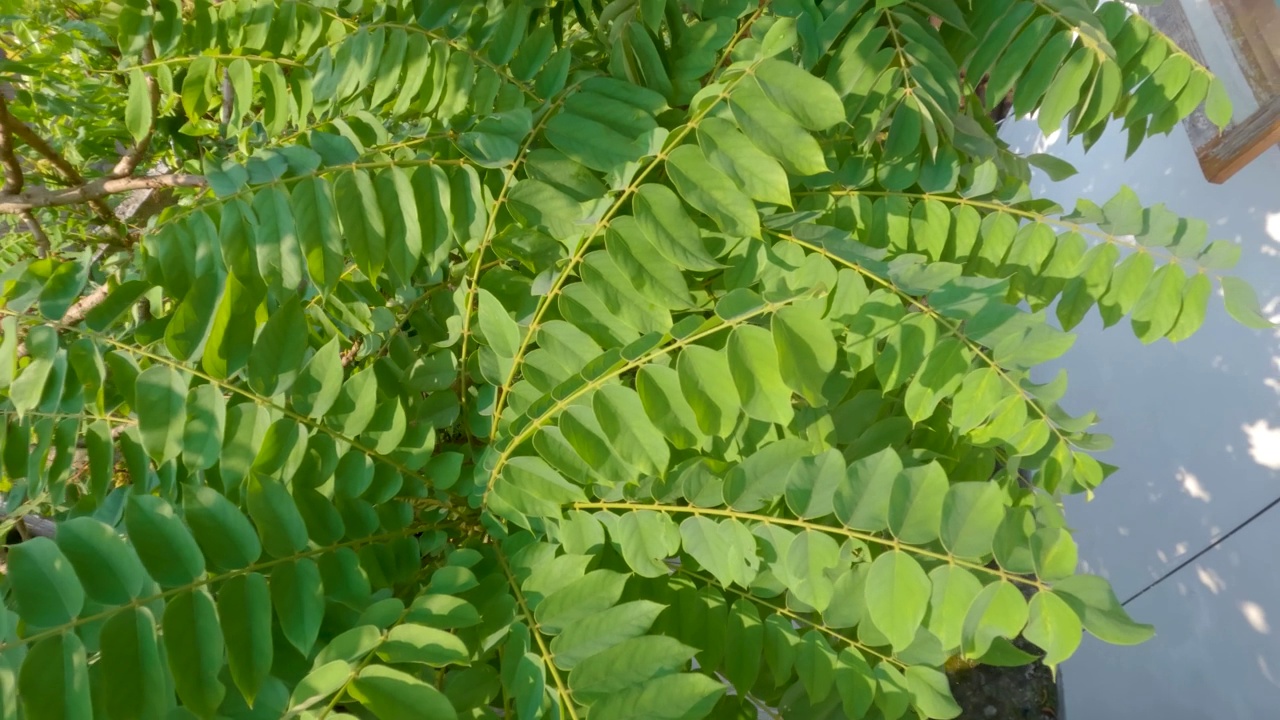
[1121,492,1280,607]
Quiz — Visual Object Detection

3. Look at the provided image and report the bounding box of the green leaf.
[1098,251,1154,327]
[753,59,845,131]
[773,305,836,406]
[327,368,379,437]
[99,608,168,720]
[864,550,930,652]
[376,166,424,282]
[903,337,969,422]
[1167,272,1212,343]
[7,537,85,628]
[612,510,681,578]
[724,599,763,694]
[595,386,670,476]
[834,447,902,531]
[181,55,216,120]
[1130,263,1186,342]
[535,569,629,634]
[606,217,693,309]
[165,589,226,717]
[246,294,308,397]
[165,273,221,361]
[1052,574,1154,645]
[381,624,470,666]
[724,438,806,512]
[260,61,289,136]
[183,485,262,571]
[251,185,304,292]
[39,260,89,321]
[292,176,344,294]
[246,473,310,557]
[315,625,382,667]
[697,117,791,206]
[8,325,55,418]
[582,672,725,720]
[666,145,760,238]
[939,482,1005,560]
[477,288,521,359]
[125,494,206,588]
[727,324,794,424]
[633,184,721,271]
[335,169,387,279]
[18,634,92,720]
[350,665,459,720]
[218,573,274,705]
[545,112,646,178]
[637,365,704,449]
[785,529,841,612]
[835,648,876,720]
[135,365,188,464]
[290,660,352,712]
[785,450,844,520]
[927,565,983,652]
[1023,591,1083,669]
[1204,76,1232,129]
[549,600,665,669]
[1222,276,1273,329]
[569,635,698,700]
[961,580,1028,658]
[271,558,325,655]
[54,517,146,605]
[680,516,757,588]
[888,461,948,544]
[494,457,587,520]
[1026,153,1078,181]
[291,337,344,418]
[729,81,829,176]
[1030,527,1078,581]
[677,345,741,437]
[905,666,962,720]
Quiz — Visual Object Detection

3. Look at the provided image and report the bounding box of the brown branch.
[0,96,23,195]
[341,338,363,368]
[0,173,205,213]
[61,282,110,327]
[15,282,111,359]
[18,209,48,257]
[3,108,84,184]
[0,95,126,231]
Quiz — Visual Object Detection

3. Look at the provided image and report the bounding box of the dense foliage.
[0,0,1267,718]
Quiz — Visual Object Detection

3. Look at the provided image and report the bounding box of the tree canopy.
[0,0,1265,718]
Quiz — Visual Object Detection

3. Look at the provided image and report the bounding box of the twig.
[0,173,206,213]
[16,282,111,358]
[4,110,85,184]
[340,338,362,368]
[0,90,128,232]
[61,282,110,327]
[0,95,23,194]
[18,209,48,257]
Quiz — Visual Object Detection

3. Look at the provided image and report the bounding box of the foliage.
[0,0,1265,718]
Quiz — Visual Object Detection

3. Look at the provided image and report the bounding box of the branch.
[0,95,23,194]
[18,209,48,257]
[0,92,125,231]
[15,282,111,359]
[2,105,84,184]
[0,173,206,213]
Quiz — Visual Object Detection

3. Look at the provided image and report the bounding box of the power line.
[1122,492,1280,607]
